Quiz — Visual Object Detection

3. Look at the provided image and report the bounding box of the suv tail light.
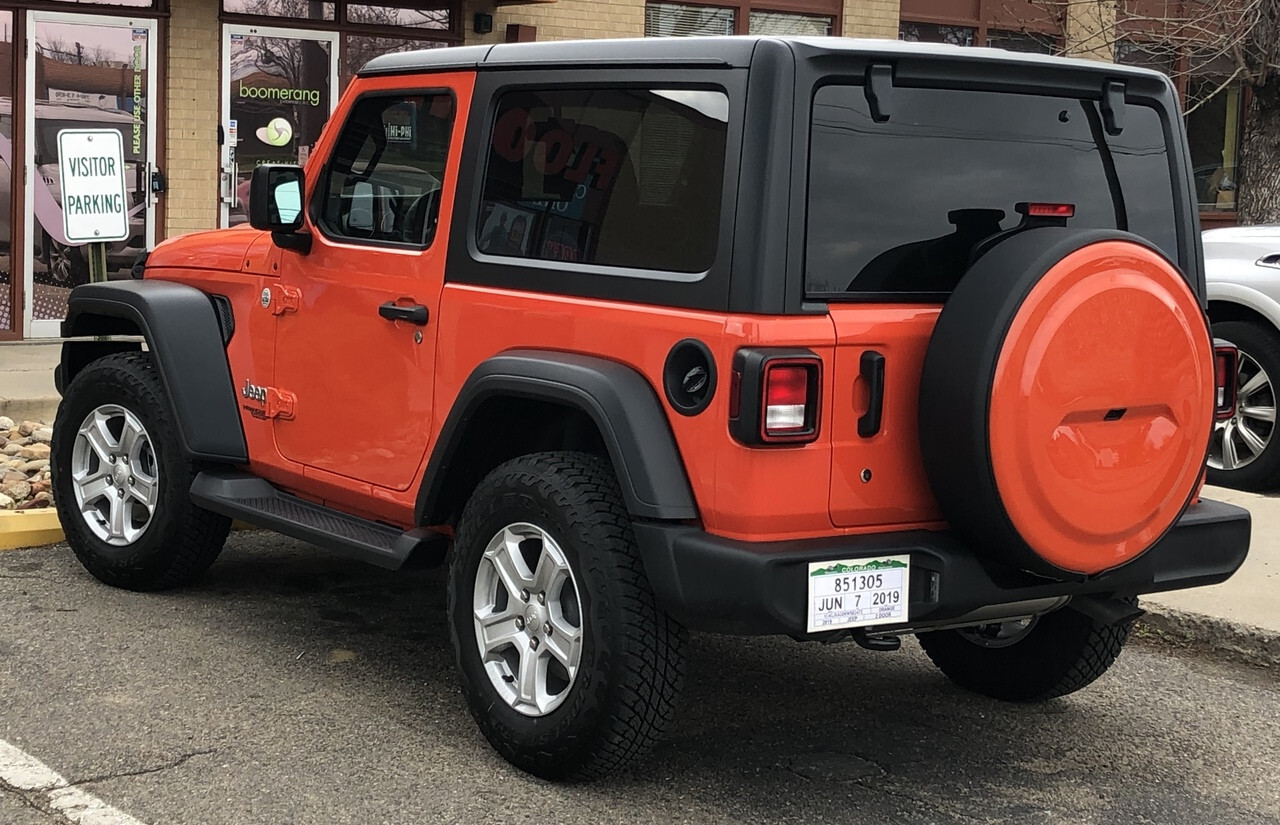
[729,350,822,445]
[1214,341,1238,421]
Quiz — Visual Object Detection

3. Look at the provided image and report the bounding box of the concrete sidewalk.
[0,341,60,424]
[1141,485,1278,663]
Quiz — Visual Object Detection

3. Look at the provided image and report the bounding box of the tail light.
[729,349,822,445]
[1214,341,1238,422]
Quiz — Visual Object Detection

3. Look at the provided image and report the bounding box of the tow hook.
[853,631,902,652]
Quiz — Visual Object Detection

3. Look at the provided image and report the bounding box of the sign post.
[57,129,129,284]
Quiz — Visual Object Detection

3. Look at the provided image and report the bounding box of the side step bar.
[190,469,445,570]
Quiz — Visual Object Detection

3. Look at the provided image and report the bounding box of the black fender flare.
[59,280,248,462]
[417,350,698,522]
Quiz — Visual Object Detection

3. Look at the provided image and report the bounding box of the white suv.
[1205,225,1280,488]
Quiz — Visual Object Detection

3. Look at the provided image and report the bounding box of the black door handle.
[858,350,886,438]
[378,301,429,325]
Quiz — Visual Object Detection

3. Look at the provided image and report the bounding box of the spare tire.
[919,228,1214,578]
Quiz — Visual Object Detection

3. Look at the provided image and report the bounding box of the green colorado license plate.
[806,556,910,633]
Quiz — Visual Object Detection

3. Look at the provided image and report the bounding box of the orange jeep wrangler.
[52,36,1250,780]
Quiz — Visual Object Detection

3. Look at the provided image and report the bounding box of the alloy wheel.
[472,522,584,717]
[70,404,160,546]
[1209,349,1277,471]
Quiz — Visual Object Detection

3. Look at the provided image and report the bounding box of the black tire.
[448,451,685,781]
[1207,320,1280,490]
[916,601,1134,702]
[52,352,231,591]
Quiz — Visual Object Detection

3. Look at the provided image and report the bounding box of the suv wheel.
[448,451,685,781]
[916,600,1135,702]
[1207,320,1280,490]
[52,353,231,590]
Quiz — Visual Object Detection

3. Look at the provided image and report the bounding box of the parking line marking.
[0,739,149,825]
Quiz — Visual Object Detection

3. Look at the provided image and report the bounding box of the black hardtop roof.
[358,35,1169,84]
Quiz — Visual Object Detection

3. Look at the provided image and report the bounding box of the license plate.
[806,555,910,632]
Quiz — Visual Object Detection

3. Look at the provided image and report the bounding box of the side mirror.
[249,165,305,232]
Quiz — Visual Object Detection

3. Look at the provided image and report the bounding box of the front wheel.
[447,451,685,781]
[916,601,1135,702]
[52,352,231,590]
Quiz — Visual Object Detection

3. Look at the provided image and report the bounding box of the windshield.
[806,84,1179,299]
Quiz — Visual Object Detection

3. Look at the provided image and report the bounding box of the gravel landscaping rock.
[0,419,52,511]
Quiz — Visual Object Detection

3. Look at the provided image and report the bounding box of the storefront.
[0,0,470,340]
[0,0,1250,339]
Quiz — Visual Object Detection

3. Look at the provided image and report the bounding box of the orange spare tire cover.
[919,228,1213,577]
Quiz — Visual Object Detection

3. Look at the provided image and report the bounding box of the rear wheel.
[916,601,1135,702]
[447,451,685,781]
[1207,320,1280,490]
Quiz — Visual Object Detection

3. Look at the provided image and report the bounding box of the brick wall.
[164,0,221,237]
[1063,0,1116,61]
[464,0,645,46]
[843,0,900,39]
[464,1,900,43]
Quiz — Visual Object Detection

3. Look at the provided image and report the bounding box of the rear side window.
[477,87,729,273]
[317,92,455,247]
[806,85,1179,298]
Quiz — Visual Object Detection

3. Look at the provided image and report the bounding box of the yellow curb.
[0,509,65,551]
[0,512,254,551]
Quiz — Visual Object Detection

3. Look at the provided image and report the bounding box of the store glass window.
[1187,73,1243,212]
[0,10,13,334]
[223,0,336,21]
[49,0,153,7]
[986,29,1055,54]
[345,35,445,79]
[477,88,729,273]
[346,3,451,29]
[645,2,735,37]
[749,11,832,36]
[899,22,977,47]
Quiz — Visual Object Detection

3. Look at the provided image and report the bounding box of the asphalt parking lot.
[2,531,1279,825]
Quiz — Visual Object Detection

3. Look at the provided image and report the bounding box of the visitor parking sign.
[58,129,130,243]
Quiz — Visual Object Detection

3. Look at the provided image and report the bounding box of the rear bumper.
[633,498,1250,637]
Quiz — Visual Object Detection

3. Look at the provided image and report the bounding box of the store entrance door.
[220,25,339,228]
[24,12,158,338]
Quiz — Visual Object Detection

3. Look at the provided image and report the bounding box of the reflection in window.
[345,35,445,79]
[228,33,332,225]
[0,10,11,333]
[899,22,976,47]
[47,0,152,8]
[645,3,735,37]
[749,11,832,36]
[986,29,1055,54]
[223,0,335,21]
[346,2,450,29]
[1188,76,1242,212]
[807,85,1178,296]
[318,93,455,246]
[478,88,729,273]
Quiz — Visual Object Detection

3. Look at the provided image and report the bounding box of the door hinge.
[266,388,297,420]
[266,284,302,315]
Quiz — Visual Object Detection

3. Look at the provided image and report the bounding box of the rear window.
[806,84,1179,298]
[477,87,729,274]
